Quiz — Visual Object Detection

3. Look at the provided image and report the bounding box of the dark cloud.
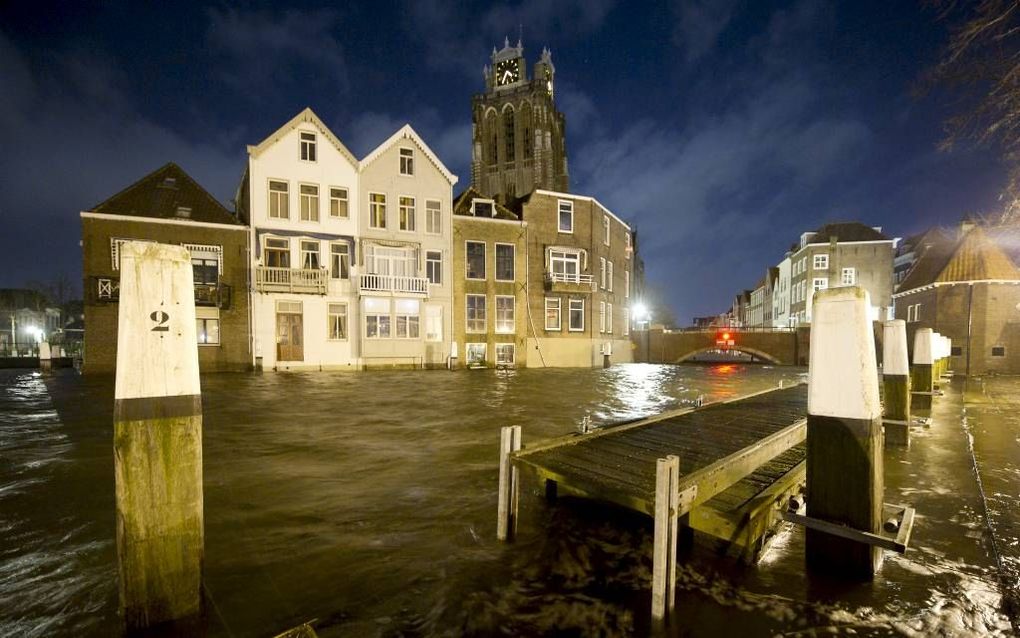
[671,0,739,62]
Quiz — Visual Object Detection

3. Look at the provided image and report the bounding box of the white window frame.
[569,298,585,332]
[327,303,348,341]
[841,267,856,285]
[466,294,486,333]
[495,343,515,366]
[495,243,515,282]
[812,277,828,292]
[549,249,581,278]
[426,250,442,285]
[466,342,486,365]
[603,215,611,246]
[300,240,321,270]
[425,305,443,342]
[545,297,561,331]
[607,302,613,334]
[558,199,573,233]
[299,131,317,162]
[364,297,391,339]
[398,195,416,232]
[425,199,442,235]
[813,254,828,270]
[329,187,349,218]
[399,147,414,175]
[625,270,630,298]
[608,261,614,292]
[196,317,220,345]
[330,242,350,280]
[600,257,606,289]
[599,301,606,333]
[495,295,515,334]
[268,179,289,219]
[394,299,420,339]
[263,236,290,268]
[369,192,386,229]
[624,307,630,336]
[299,183,320,222]
[466,241,486,280]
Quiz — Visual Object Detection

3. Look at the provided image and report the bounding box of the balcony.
[545,271,596,293]
[359,273,430,297]
[92,276,232,309]
[255,266,327,294]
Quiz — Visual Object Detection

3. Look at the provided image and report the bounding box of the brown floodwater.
[0,365,1015,636]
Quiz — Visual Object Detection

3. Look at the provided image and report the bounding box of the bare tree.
[927,0,1020,221]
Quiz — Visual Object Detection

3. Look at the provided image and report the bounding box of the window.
[625,270,630,298]
[330,243,350,280]
[426,200,442,234]
[545,298,561,331]
[327,303,348,340]
[599,301,606,333]
[626,231,632,251]
[399,148,414,175]
[466,241,486,280]
[624,307,630,336]
[906,303,921,323]
[369,193,386,228]
[300,131,317,161]
[365,298,391,338]
[395,299,420,339]
[300,184,319,222]
[426,250,442,285]
[558,200,573,233]
[330,188,349,218]
[569,299,585,331]
[466,343,486,365]
[495,243,515,281]
[550,250,580,279]
[365,245,415,276]
[607,303,613,333]
[841,268,856,285]
[812,278,828,292]
[496,343,515,366]
[399,196,415,231]
[196,318,220,345]
[264,237,290,268]
[425,305,443,342]
[300,240,320,270]
[951,346,962,357]
[495,296,515,334]
[269,180,289,219]
[600,257,606,289]
[472,200,494,218]
[466,294,486,332]
[608,261,614,292]
[813,254,828,270]
[192,258,218,284]
[505,109,515,161]
[992,345,1006,357]
[603,216,610,246]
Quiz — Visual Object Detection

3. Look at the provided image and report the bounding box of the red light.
[722,332,731,341]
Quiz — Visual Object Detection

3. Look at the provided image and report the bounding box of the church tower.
[471,39,569,203]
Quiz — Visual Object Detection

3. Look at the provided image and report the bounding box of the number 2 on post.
[150,310,170,332]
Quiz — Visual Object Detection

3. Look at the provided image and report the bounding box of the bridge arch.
[674,346,783,365]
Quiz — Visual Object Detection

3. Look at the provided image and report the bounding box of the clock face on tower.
[496,59,520,86]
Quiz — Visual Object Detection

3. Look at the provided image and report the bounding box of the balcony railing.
[545,272,596,292]
[359,273,430,296]
[255,266,328,294]
[93,276,232,308]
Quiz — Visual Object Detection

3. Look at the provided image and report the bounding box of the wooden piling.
[806,287,883,578]
[651,454,680,621]
[113,241,204,629]
[882,320,911,447]
[38,341,52,372]
[911,328,934,410]
[497,425,522,541]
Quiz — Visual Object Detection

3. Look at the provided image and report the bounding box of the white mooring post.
[651,454,681,621]
[806,287,884,578]
[114,241,204,630]
[38,341,52,372]
[496,425,522,541]
[911,328,934,410]
[882,320,911,447]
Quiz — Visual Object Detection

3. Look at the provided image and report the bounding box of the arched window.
[519,103,533,160]
[504,107,515,163]
[485,111,498,165]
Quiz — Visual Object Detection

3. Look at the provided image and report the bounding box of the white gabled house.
[239,108,360,370]
[357,125,457,368]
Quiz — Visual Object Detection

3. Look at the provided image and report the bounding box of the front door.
[276,312,304,361]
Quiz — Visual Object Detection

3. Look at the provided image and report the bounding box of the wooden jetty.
[498,383,811,620]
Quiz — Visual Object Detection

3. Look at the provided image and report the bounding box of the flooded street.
[1,364,1017,636]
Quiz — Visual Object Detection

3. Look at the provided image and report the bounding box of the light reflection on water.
[0,365,1015,637]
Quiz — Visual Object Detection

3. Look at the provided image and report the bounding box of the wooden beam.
[497,426,522,542]
[652,455,680,622]
[782,504,915,555]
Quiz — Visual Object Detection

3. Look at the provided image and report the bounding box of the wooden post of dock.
[806,287,883,578]
[651,454,680,622]
[38,341,52,372]
[882,320,911,447]
[911,328,933,410]
[497,425,522,541]
[113,241,204,630]
[931,332,943,390]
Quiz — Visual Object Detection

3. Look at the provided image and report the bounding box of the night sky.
[0,1,1006,320]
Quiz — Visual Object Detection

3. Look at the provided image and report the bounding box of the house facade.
[357,125,457,369]
[894,224,1020,375]
[772,257,792,327]
[516,190,635,367]
[81,163,250,374]
[240,108,361,371]
[452,188,528,367]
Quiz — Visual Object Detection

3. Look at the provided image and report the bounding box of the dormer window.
[160,177,178,189]
[300,132,317,162]
[400,148,414,175]
[175,206,192,218]
[471,199,494,218]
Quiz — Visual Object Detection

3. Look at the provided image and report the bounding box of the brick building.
[81,163,250,374]
[894,223,1020,375]
[452,188,528,367]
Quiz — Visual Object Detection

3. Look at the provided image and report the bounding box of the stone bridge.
[635,327,811,366]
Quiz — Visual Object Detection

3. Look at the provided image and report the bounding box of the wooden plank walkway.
[513,384,809,518]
